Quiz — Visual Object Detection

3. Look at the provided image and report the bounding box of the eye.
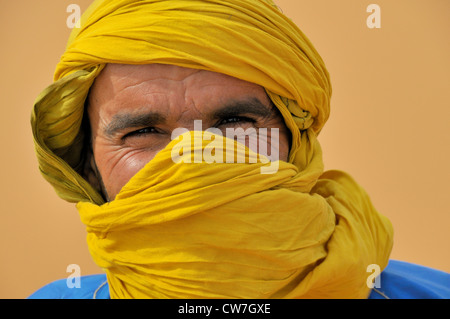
[122,127,157,140]
[217,116,256,126]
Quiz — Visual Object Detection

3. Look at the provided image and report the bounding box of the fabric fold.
[77,132,392,298]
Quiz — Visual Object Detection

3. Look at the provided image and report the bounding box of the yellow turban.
[31,0,393,298]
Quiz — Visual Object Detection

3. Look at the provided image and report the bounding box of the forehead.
[89,63,267,104]
[86,63,273,128]
[86,64,273,127]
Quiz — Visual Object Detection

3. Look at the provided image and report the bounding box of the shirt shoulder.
[369,260,450,299]
[28,274,109,299]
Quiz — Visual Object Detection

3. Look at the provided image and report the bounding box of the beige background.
[0,0,449,299]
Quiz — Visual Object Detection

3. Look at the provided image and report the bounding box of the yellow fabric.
[79,131,392,298]
[30,0,394,298]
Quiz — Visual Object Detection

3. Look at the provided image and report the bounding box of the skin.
[85,63,291,201]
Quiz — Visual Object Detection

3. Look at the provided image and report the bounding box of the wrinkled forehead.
[85,63,280,133]
[88,63,268,104]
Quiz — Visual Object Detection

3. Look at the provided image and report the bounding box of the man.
[29,0,449,299]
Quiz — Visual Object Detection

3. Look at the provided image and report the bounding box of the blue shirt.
[28,260,449,299]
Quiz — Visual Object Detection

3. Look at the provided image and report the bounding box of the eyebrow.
[105,112,166,137]
[104,97,274,137]
[212,98,274,120]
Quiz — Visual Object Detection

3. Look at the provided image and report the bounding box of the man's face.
[87,64,291,200]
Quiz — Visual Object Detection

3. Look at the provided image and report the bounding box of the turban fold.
[31,0,393,298]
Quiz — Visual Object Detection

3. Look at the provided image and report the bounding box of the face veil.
[31,0,393,298]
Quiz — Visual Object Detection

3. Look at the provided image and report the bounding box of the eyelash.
[122,116,256,139]
[216,116,256,126]
[122,127,158,139]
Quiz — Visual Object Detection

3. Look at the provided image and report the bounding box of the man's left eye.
[122,127,157,139]
[217,116,255,126]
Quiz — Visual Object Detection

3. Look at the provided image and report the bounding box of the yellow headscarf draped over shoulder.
[31,0,393,298]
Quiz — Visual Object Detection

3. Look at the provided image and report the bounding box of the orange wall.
[1,0,449,298]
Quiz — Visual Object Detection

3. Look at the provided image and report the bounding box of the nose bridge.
[171,101,207,131]
[171,87,209,131]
